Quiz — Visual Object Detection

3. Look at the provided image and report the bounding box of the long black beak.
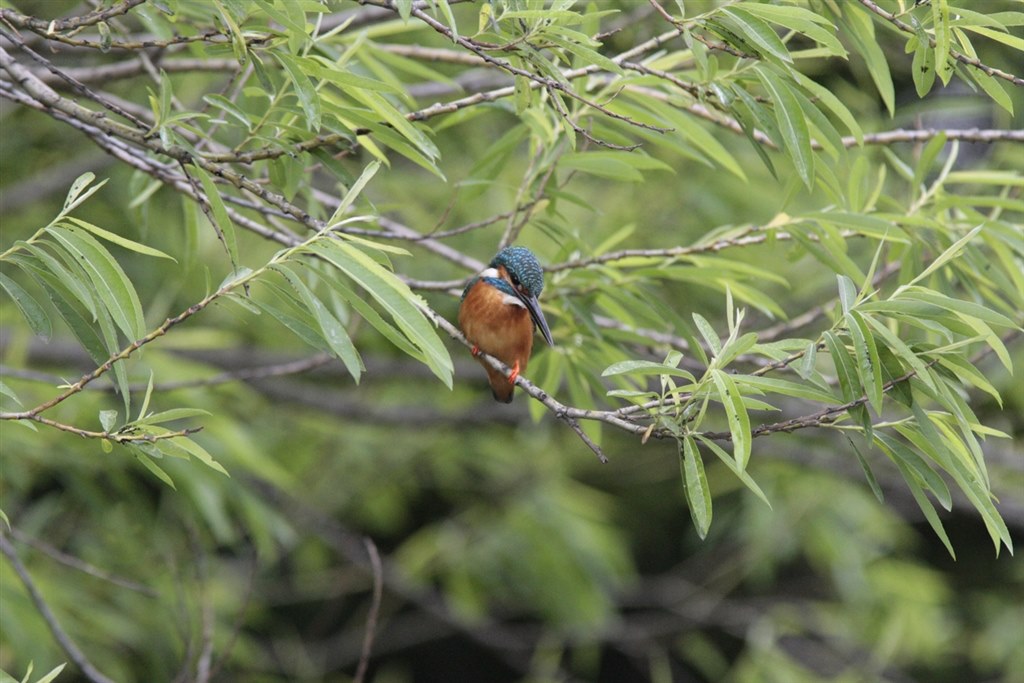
[520,292,554,346]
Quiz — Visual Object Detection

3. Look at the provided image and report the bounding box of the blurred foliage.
[1,0,1022,682]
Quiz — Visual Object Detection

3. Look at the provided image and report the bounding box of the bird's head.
[489,246,553,346]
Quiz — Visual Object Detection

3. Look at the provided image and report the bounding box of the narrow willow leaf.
[137,370,155,422]
[901,225,983,290]
[250,282,329,351]
[64,217,175,261]
[94,298,131,416]
[695,434,772,509]
[681,436,713,539]
[912,30,937,97]
[864,316,937,393]
[846,310,883,413]
[716,332,758,368]
[46,225,146,341]
[602,360,695,380]
[327,160,381,227]
[711,369,751,469]
[890,454,955,559]
[692,313,722,357]
[754,66,813,187]
[62,172,108,215]
[897,286,1018,329]
[837,274,857,314]
[847,435,884,503]
[965,64,1014,115]
[314,265,423,360]
[739,3,845,55]
[933,0,954,84]
[876,337,913,407]
[14,241,97,318]
[307,240,453,387]
[273,264,363,382]
[0,271,51,339]
[190,164,238,267]
[822,331,860,402]
[792,71,863,143]
[798,340,818,381]
[137,408,212,425]
[733,374,838,405]
[134,452,176,489]
[166,434,229,476]
[720,7,792,63]
[15,258,108,366]
[641,98,747,180]
[843,6,895,115]
[875,432,952,510]
[273,52,322,131]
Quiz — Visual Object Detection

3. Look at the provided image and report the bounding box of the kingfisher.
[459,246,554,403]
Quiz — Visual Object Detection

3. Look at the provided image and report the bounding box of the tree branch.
[0,531,118,683]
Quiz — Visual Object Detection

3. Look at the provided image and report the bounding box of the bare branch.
[0,531,118,683]
[354,537,384,683]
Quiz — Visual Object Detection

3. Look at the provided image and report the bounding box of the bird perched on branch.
[459,246,554,402]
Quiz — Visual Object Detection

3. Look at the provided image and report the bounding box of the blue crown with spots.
[491,246,545,297]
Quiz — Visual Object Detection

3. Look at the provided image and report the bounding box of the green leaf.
[739,3,845,56]
[558,151,672,182]
[62,172,108,215]
[888,446,956,559]
[136,408,212,425]
[306,239,453,387]
[0,271,51,339]
[843,5,895,116]
[875,432,952,510]
[846,310,883,413]
[680,436,713,539]
[791,71,863,144]
[602,360,695,380]
[912,30,937,97]
[12,255,108,366]
[190,164,239,267]
[711,369,751,469]
[933,0,954,84]
[166,434,228,476]
[837,274,857,314]
[692,313,721,357]
[864,316,937,393]
[637,98,747,181]
[272,264,363,382]
[46,225,146,341]
[719,7,792,63]
[273,52,323,131]
[327,160,381,227]
[732,374,838,405]
[695,433,772,509]
[63,217,175,261]
[823,330,860,402]
[847,435,884,503]
[754,66,813,188]
[134,452,176,488]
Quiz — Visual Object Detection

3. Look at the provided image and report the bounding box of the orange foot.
[507,359,521,384]
[470,345,480,357]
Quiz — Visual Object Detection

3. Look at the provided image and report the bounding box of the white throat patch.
[479,267,525,308]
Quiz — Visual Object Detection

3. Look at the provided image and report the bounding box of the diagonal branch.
[0,532,117,683]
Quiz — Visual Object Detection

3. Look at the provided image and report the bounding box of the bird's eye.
[509,273,520,286]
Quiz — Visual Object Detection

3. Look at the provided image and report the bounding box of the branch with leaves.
[2,3,1023,677]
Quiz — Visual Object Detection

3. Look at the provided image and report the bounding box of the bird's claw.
[508,360,520,384]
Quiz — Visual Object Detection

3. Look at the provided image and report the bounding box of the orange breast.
[458,280,535,401]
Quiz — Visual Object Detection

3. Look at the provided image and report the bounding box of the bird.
[458,246,554,402]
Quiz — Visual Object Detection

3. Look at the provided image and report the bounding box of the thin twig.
[354,537,384,683]
[0,532,118,683]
